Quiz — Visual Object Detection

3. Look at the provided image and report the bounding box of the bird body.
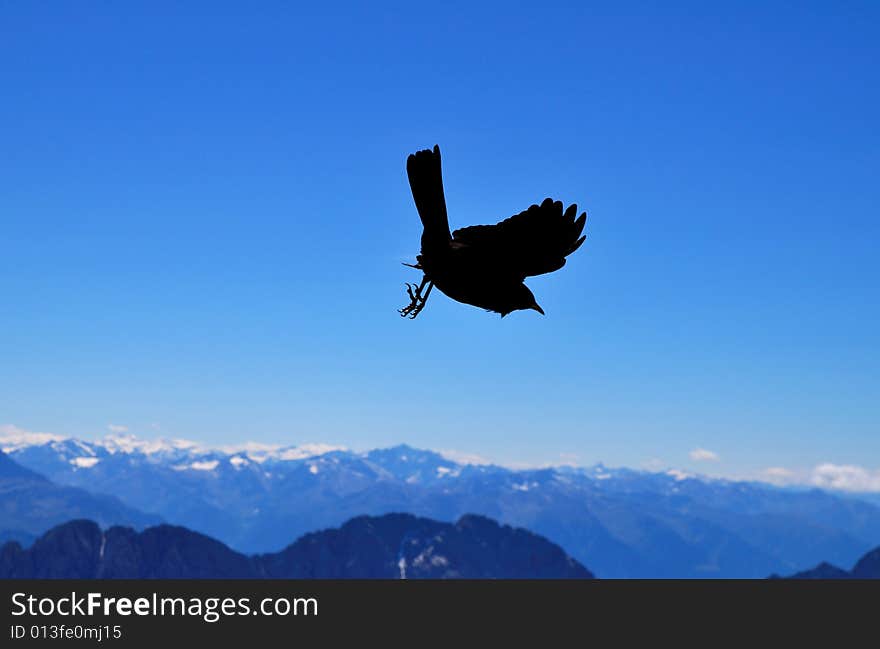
[416,243,541,315]
[400,145,587,318]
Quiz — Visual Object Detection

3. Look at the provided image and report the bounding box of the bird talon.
[398,278,432,319]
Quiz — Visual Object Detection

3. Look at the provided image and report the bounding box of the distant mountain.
[772,546,880,579]
[6,433,880,578]
[0,450,161,540]
[0,514,592,579]
[776,562,853,579]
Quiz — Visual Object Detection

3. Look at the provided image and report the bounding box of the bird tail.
[407,145,451,252]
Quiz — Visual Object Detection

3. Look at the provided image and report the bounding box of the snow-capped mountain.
[1,431,344,468]
[5,430,880,578]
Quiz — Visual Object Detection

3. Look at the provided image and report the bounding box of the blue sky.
[1,2,878,479]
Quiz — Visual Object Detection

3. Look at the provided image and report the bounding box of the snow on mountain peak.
[70,457,100,468]
[2,427,345,466]
[101,433,202,455]
[217,441,345,463]
[274,444,344,461]
[190,460,219,471]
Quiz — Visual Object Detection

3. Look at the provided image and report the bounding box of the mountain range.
[0,448,159,546]
[5,432,880,578]
[0,514,592,579]
[773,546,880,579]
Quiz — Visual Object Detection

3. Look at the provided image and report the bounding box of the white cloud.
[753,464,880,493]
[689,448,720,463]
[0,424,67,452]
[759,466,799,486]
[810,463,880,493]
[107,424,128,433]
[764,467,794,477]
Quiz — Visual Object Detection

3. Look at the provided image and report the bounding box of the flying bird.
[399,145,587,319]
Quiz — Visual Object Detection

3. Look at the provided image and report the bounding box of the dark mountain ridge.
[0,513,593,579]
[773,545,880,579]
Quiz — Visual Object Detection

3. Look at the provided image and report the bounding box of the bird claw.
[399,281,431,319]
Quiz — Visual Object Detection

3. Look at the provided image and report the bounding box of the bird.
[399,145,587,319]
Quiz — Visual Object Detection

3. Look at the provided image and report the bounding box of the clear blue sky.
[1,2,878,478]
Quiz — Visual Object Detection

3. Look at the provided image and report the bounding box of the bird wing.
[407,145,451,253]
[452,198,587,278]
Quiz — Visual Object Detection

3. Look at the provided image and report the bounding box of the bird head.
[500,285,545,317]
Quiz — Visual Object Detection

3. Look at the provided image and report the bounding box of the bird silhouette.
[400,145,587,319]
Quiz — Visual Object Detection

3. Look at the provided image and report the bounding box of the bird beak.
[531,304,545,315]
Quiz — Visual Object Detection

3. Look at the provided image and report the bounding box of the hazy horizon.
[4,422,880,495]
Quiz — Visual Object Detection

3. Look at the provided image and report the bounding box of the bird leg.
[398,276,433,319]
